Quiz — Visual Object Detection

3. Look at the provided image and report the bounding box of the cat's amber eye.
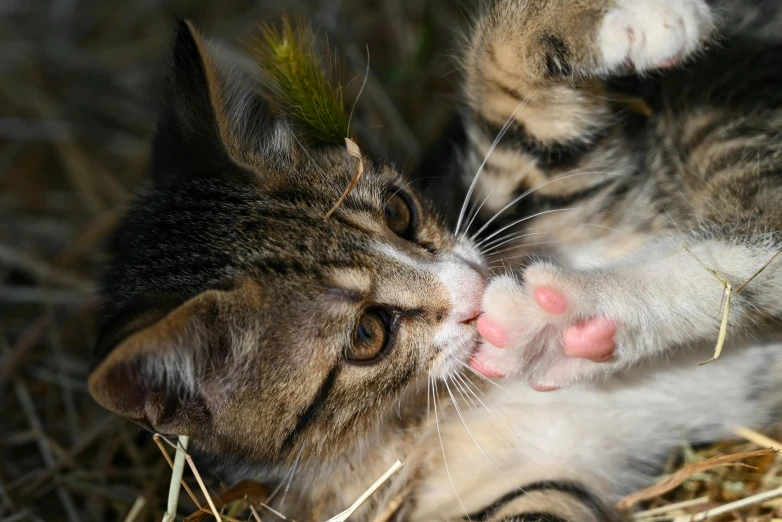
[347,310,390,363]
[384,190,414,238]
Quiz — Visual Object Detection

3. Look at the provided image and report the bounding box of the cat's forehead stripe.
[328,267,372,296]
[371,242,431,274]
[338,210,384,235]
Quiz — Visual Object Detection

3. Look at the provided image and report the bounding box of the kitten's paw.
[471,265,620,389]
[562,316,617,362]
[598,0,714,74]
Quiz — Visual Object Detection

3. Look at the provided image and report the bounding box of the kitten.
[87,4,782,522]
[451,0,782,392]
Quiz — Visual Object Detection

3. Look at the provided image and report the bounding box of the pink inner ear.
[89,293,213,425]
[89,343,204,431]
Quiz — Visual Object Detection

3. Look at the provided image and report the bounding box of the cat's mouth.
[430,319,482,379]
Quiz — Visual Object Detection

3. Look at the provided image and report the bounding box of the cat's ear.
[88,283,260,435]
[152,20,285,186]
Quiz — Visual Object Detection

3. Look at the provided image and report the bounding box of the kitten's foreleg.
[474,235,782,389]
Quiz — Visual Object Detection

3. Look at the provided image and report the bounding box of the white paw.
[599,0,714,73]
[471,265,620,390]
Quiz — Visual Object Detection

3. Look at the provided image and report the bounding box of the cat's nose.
[434,259,486,324]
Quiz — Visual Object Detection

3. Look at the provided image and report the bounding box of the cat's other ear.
[152,20,284,186]
[88,282,261,435]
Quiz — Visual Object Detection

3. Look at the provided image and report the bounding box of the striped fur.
[454,0,782,391]
[86,4,782,522]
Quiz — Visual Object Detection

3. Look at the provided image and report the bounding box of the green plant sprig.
[247,16,349,145]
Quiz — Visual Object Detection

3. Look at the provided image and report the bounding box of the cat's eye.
[384,190,415,239]
[347,310,391,363]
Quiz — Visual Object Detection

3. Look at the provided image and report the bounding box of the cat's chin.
[429,322,481,380]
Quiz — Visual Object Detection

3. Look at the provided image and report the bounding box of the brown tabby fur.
[456,0,782,389]
[88,2,782,521]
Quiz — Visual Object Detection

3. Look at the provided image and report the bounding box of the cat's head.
[88,21,484,477]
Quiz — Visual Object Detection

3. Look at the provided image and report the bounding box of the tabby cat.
[88,1,782,521]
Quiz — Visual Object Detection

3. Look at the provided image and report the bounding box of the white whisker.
[454,372,559,450]
[452,371,558,463]
[475,208,581,249]
[480,232,548,256]
[455,93,536,236]
[458,361,511,393]
[427,374,431,426]
[452,372,504,424]
[431,376,472,520]
[488,245,559,265]
[463,190,494,238]
[277,444,305,511]
[445,377,510,473]
[448,375,540,494]
[471,170,604,241]
[450,372,478,409]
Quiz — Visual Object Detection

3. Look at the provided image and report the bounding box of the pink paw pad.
[533,286,568,315]
[469,355,505,379]
[477,316,509,348]
[469,342,506,379]
[563,318,617,362]
[531,383,560,393]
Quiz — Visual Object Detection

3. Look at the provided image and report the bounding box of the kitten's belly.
[410,340,782,521]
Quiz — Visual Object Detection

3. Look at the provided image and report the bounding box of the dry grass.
[2,0,782,521]
[618,427,782,522]
[0,0,459,520]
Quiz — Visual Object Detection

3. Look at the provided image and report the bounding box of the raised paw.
[563,317,617,362]
[598,0,714,74]
[470,266,621,390]
[468,0,715,87]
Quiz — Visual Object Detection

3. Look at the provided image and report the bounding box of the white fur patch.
[371,242,485,325]
[599,0,714,73]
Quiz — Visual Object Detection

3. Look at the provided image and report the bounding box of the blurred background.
[0,0,470,519]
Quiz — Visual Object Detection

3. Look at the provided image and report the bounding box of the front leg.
[471,236,782,389]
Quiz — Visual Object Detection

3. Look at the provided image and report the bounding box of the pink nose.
[457,308,481,323]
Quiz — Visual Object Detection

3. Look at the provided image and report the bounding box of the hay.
[325,460,403,522]
[619,448,777,510]
[325,137,365,219]
[681,241,782,365]
[2,0,781,520]
[621,427,782,522]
